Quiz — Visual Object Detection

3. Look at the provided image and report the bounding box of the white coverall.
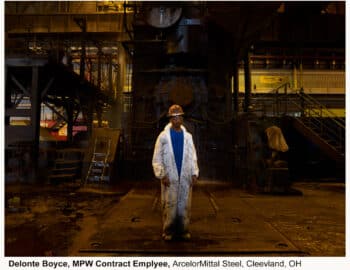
[152,123,199,235]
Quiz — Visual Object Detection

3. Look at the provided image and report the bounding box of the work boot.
[181,232,191,240]
[162,233,173,241]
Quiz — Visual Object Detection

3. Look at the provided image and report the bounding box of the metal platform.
[77,182,303,256]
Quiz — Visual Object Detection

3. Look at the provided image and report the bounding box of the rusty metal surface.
[6,180,343,256]
[78,183,301,255]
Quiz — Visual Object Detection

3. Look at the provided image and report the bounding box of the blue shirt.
[170,128,184,177]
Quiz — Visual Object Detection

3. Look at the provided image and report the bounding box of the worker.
[152,104,199,241]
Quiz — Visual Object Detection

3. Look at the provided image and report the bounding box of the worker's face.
[170,115,183,130]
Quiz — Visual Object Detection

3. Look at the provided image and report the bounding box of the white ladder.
[84,136,111,184]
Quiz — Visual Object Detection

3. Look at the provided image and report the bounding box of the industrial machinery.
[121,2,280,182]
[122,1,344,186]
[4,1,345,185]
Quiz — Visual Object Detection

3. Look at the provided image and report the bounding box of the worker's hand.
[161,176,170,187]
[191,175,198,186]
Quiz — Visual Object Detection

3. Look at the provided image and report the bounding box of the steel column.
[244,51,252,112]
[31,66,40,179]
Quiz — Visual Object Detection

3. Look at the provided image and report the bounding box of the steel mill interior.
[3,1,345,257]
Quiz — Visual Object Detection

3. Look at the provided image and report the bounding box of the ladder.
[84,136,111,185]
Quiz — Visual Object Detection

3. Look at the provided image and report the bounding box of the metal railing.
[238,82,291,116]
[291,90,345,155]
[244,84,345,156]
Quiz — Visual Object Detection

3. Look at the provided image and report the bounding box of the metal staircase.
[249,84,345,161]
[48,149,83,184]
[291,91,345,161]
[51,115,67,131]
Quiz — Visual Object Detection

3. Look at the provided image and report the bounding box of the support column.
[75,18,87,80]
[66,99,74,144]
[226,72,232,118]
[97,46,102,89]
[293,63,298,89]
[108,54,113,95]
[80,41,86,79]
[244,51,252,112]
[31,66,40,179]
[87,99,94,136]
[5,65,11,125]
[232,61,239,112]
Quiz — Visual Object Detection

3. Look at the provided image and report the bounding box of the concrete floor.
[5,180,345,256]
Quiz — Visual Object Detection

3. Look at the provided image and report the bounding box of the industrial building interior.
[4,1,345,256]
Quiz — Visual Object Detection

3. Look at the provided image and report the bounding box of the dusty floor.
[4,180,345,257]
[5,182,131,256]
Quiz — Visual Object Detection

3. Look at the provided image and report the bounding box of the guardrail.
[242,84,345,155]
